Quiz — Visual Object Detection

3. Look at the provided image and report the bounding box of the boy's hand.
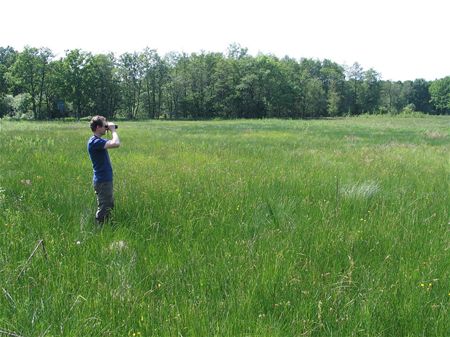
[107,123,116,131]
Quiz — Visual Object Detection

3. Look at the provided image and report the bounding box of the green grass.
[0,116,449,336]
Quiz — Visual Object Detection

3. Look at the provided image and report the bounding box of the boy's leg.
[94,181,114,223]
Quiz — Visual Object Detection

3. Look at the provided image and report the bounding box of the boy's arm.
[104,124,120,149]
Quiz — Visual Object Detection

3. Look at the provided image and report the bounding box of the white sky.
[1,0,448,81]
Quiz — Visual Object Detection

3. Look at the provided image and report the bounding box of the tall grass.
[0,116,449,336]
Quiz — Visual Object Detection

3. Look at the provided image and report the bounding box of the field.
[0,116,449,337]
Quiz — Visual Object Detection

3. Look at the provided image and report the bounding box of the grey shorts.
[94,181,114,222]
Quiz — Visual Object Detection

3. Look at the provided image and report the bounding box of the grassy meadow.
[0,116,449,336]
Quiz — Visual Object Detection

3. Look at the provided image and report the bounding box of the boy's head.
[90,115,107,132]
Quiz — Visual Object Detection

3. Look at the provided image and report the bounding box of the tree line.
[0,44,449,120]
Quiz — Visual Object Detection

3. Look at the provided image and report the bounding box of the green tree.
[187,52,209,118]
[62,49,92,119]
[253,55,293,118]
[0,46,17,95]
[320,60,346,116]
[0,46,18,117]
[429,76,450,114]
[380,81,402,113]
[164,52,182,118]
[9,47,53,119]
[142,48,160,118]
[236,57,265,118]
[346,62,364,114]
[361,68,381,113]
[304,78,326,117]
[411,79,431,113]
[211,54,234,117]
[118,52,144,119]
[36,48,54,119]
[327,80,341,116]
[166,52,193,118]
[84,53,120,118]
[225,44,249,117]
[296,58,328,117]
[280,57,304,118]
[43,60,67,118]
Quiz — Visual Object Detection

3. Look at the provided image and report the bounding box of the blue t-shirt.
[87,136,113,183]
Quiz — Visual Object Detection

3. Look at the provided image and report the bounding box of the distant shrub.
[402,103,416,114]
[376,106,392,115]
[12,93,33,119]
[394,104,426,117]
[0,94,35,120]
[0,94,14,117]
[62,117,77,122]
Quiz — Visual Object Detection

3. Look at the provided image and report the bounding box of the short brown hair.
[90,115,107,132]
